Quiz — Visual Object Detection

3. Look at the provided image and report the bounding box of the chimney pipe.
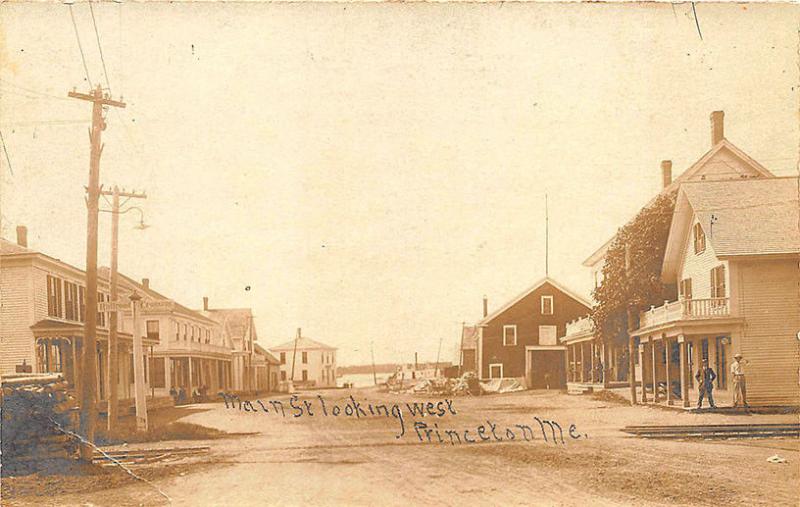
[710,111,724,146]
[203,296,209,311]
[16,225,27,248]
[482,295,488,318]
[142,278,149,289]
[661,160,672,188]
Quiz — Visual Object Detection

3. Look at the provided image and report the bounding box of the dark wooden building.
[477,277,591,389]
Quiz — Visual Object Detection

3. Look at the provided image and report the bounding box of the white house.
[0,227,152,403]
[633,176,800,407]
[270,333,337,388]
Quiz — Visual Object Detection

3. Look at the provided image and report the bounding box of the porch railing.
[565,315,594,338]
[638,297,730,329]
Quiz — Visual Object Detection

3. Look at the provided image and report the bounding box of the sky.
[1,2,797,366]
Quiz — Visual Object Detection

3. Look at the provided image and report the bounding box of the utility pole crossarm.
[101,189,147,199]
[68,90,126,109]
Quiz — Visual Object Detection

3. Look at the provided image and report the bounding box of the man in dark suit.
[695,359,717,409]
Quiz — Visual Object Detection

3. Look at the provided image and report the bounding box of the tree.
[591,192,678,349]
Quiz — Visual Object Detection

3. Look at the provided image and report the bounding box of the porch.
[31,319,159,405]
[562,316,629,394]
[633,297,744,409]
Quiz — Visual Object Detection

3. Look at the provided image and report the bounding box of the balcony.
[638,297,730,330]
[162,339,231,357]
[562,315,594,342]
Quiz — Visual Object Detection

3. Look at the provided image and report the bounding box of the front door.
[528,350,566,389]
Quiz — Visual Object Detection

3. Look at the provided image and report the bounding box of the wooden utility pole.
[370,341,377,386]
[434,335,443,377]
[69,84,125,461]
[101,186,146,431]
[290,327,300,381]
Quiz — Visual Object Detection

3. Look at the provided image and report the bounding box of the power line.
[0,79,72,102]
[0,130,14,176]
[68,4,93,88]
[88,1,111,91]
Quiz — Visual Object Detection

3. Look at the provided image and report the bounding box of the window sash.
[694,224,706,254]
[711,265,726,298]
[146,320,160,340]
[541,296,554,315]
[503,325,517,346]
[679,278,693,299]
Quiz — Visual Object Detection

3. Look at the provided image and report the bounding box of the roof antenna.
[545,192,549,278]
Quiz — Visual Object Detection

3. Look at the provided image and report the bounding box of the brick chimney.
[710,111,724,145]
[661,160,672,188]
[141,278,149,289]
[482,295,488,318]
[16,225,27,248]
[203,296,209,311]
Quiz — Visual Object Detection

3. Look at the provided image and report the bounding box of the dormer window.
[541,295,554,315]
[693,223,706,254]
[503,325,517,346]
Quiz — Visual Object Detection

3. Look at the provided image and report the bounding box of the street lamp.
[99,188,147,432]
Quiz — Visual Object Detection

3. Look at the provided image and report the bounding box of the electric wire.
[68,4,93,88]
[88,0,111,91]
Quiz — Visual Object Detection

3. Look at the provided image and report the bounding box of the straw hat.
[734,353,743,359]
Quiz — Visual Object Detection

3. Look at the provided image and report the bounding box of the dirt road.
[7,389,798,506]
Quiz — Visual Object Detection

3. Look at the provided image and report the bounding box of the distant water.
[338,372,389,388]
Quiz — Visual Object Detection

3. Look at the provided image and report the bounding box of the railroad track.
[622,423,800,440]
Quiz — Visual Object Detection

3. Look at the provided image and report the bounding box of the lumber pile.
[1,374,81,476]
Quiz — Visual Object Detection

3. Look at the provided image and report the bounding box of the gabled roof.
[1,238,92,280]
[200,308,257,346]
[100,267,218,325]
[0,238,33,255]
[478,277,592,326]
[270,336,337,351]
[254,343,280,364]
[460,325,479,350]
[582,138,775,267]
[662,177,800,280]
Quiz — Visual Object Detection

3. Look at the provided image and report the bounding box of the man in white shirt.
[731,353,750,408]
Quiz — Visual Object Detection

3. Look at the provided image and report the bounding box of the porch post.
[580,343,585,382]
[103,341,110,402]
[569,345,574,382]
[43,338,50,372]
[640,341,648,403]
[665,337,672,404]
[708,337,718,388]
[72,338,80,391]
[590,342,595,383]
[679,335,690,408]
[164,357,171,393]
[651,338,658,402]
[188,357,194,391]
[95,343,102,403]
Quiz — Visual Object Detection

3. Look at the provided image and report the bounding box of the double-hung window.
[541,295,554,315]
[693,223,706,254]
[503,325,517,346]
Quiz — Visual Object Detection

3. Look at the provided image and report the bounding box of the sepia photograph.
[0,1,798,506]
